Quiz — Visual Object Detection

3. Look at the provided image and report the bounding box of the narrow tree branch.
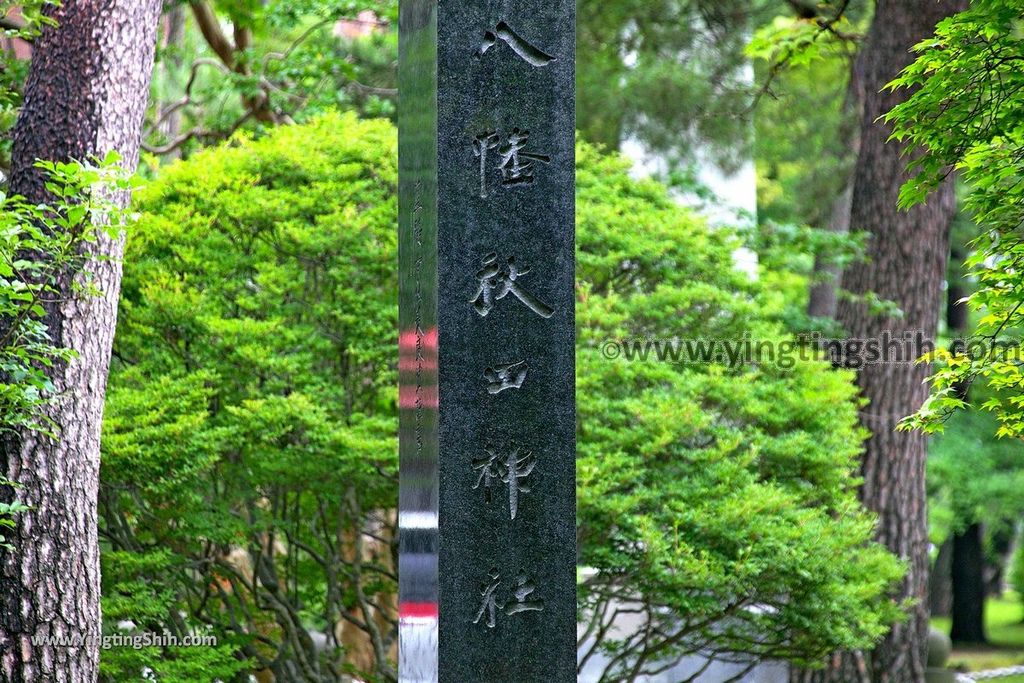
[143,57,228,138]
[233,24,251,54]
[189,0,235,68]
[745,0,858,115]
[142,108,254,155]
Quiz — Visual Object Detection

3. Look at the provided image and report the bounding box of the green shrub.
[575,144,902,677]
[100,111,902,681]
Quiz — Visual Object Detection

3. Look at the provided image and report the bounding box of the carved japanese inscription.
[484,361,528,394]
[470,253,554,319]
[473,569,546,628]
[459,5,567,656]
[399,0,575,678]
[473,129,551,197]
[476,21,556,67]
[472,445,537,520]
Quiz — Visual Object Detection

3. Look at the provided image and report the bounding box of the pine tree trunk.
[794,1,967,681]
[0,2,163,681]
[950,522,987,644]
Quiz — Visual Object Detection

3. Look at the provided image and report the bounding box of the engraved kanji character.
[484,361,529,394]
[477,21,556,67]
[473,129,550,196]
[471,570,545,628]
[470,253,554,319]
[473,569,503,628]
[471,445,536,520]
[498,128,550,187]
[472,447,503,504]
[503,572,545,616]
[499,447,536,520]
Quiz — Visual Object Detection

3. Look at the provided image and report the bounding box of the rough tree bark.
[0,2,163,681]
[793,1,967,682]
[950,522,987,644]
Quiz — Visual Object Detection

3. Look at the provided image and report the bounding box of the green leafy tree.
[576,0,774,169]
[752,4,967,680]
[747,2,873,330]
[886,0,1024,440]
[101,112,902,681]
[574,143,901,680]
[102,114,399,682]
[753,52,853,231]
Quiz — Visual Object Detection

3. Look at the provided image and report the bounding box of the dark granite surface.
[399,1,576,681]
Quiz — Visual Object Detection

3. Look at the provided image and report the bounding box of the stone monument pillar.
[398,2,576,681]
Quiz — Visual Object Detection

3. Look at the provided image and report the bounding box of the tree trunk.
[156,4,187,160]
[946,281,969,339]
[985,527,1013,597]
[807,60,865,321]
[806,182,853,320]
[933,540,954,618]
[950,522,987,644]
[946,233,986,643]
[795,1,967,681]
[929,538,953,618]
[0,2,163,681]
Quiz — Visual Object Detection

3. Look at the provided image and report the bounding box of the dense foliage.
[574,143,901,678]
[747,3,872,336]
[100,113,902,681]
[101,114,399,682]
[884,0,1024,439]
[750,22,855,232]
[576,0,774,172]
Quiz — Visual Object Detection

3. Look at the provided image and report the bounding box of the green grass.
[931,593,1024,672]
